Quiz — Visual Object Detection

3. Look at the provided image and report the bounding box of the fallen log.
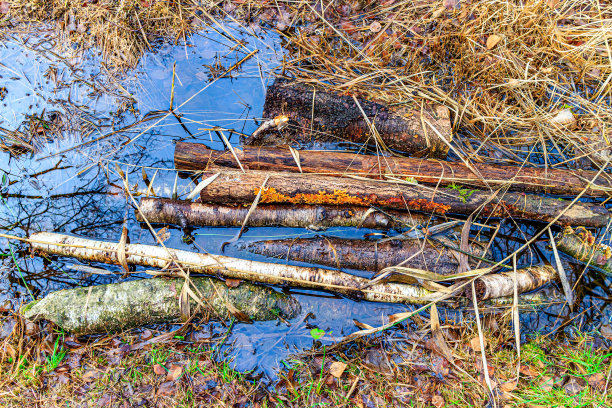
[195,170,610,227]
[29,232,438,304]
[175,143,612,197]
[22,277,300,335]
[555,227,612,276]
[137,197,428,230]
[238,236,487,274]
[248,78,451,158]
[474,265,558,300]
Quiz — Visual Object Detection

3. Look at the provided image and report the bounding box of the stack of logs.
[24,79,612,335]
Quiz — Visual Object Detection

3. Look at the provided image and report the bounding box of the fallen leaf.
[141,329,153,341]
[369,21,382,33]
[519,365,538,377]
[329,361,347,378]
[564,377,586,396]
[153,364,167,376]
[470,337,487,352]
[443,0,460,10]
[225,278,242,288]
[500,381,517,392]
[587,372,606,392]
[546,0,560,8]
[539,376,554,392]
[157,381,176,397]
[432,395,445,407]
[166,364,183,381]
[156,226,170,243]
[0,2,8,14]
[486,34,502,49]
[550,108,576,127]
[83,370,102,382]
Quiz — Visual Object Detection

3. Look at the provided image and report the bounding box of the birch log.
[195,170,610,227]
[29,232,438,304]
[555,227,612,276]
[137,198,428,230]
[22,277,300,335]
[175,143,612,197]
[249,78,451,158]
[238,236,487,274]
[474,265,558,300]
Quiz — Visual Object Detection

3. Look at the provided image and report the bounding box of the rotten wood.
[555,227,612,276]
[239,236,487,274]
[137,197,428,230]
[474,265,558,300]
[247,78,451,158]
[194,170,611,227]
[175,143,612,197]
[22,277,301,335]
[29,232,438,304]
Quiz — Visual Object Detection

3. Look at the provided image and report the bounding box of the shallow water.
[1,25,611,378]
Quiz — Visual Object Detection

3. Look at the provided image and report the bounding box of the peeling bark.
[29,232,438,304]
[239,236,486,274]
[22,277,300,335]
[249,78,451,158]
[474,265,558,300]
[555,227,612,275]
[138,197,428,230]
[175,143,612,197]
[195,170,611,227]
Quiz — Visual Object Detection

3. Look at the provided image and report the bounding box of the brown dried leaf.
[469,336,487,352]
[500,381,517,392]
[0,2,9,14]
[83,369,101,382]
[519,365,538,377]
[141,329,153,341]
[156,226,171,243]
[587,372,606,392]
[539,376,554,392]
[153,364,167,376]
[369,22,382,33]
[157,381,176,397]
[432,395,445,408]
[329,361,347,378]
[225,278,242,288]
[564,377,586,396]
[166,364,183,382]
[443,0,460,10]
[486,34,502,49]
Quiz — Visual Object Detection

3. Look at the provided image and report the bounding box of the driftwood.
[175,143,612,197]
[22,277,300,335]
[474,265,558,300]
[556,227,612,276]
[194,170,610,227]
[248,78,451,158]
[137,197,428,230]
[29,232,438,304]
[238,236,487,274]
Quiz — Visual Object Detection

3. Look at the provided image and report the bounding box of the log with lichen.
[22,277,300,335]
[238,236,487,274]
[194,170,611,227]
[555,227,612,276]
[474,265,558,300]
[137,197,428,230]
[247,78,451,158]
[29,232,438,304]
[175,143,612,197]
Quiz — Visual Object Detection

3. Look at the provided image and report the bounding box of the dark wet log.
[137,197,428,230]
[29,232,437,304]
[22,277,300,335]
[474,265,558,300]
[248,78,451,158]
[238,236,486,273]
[556,227,612,276]
[195,170,610,227]
[175,143,612,197]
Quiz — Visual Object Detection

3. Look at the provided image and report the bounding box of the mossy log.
[249,78,451,158]
[29,232,438,304]
[238,236,486,274]
[22,277,300,335]
[175,143,612,197]
[195,170,610,227]
[474,265,558,300]
[555,227,612,275]
[137,197,428,230]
